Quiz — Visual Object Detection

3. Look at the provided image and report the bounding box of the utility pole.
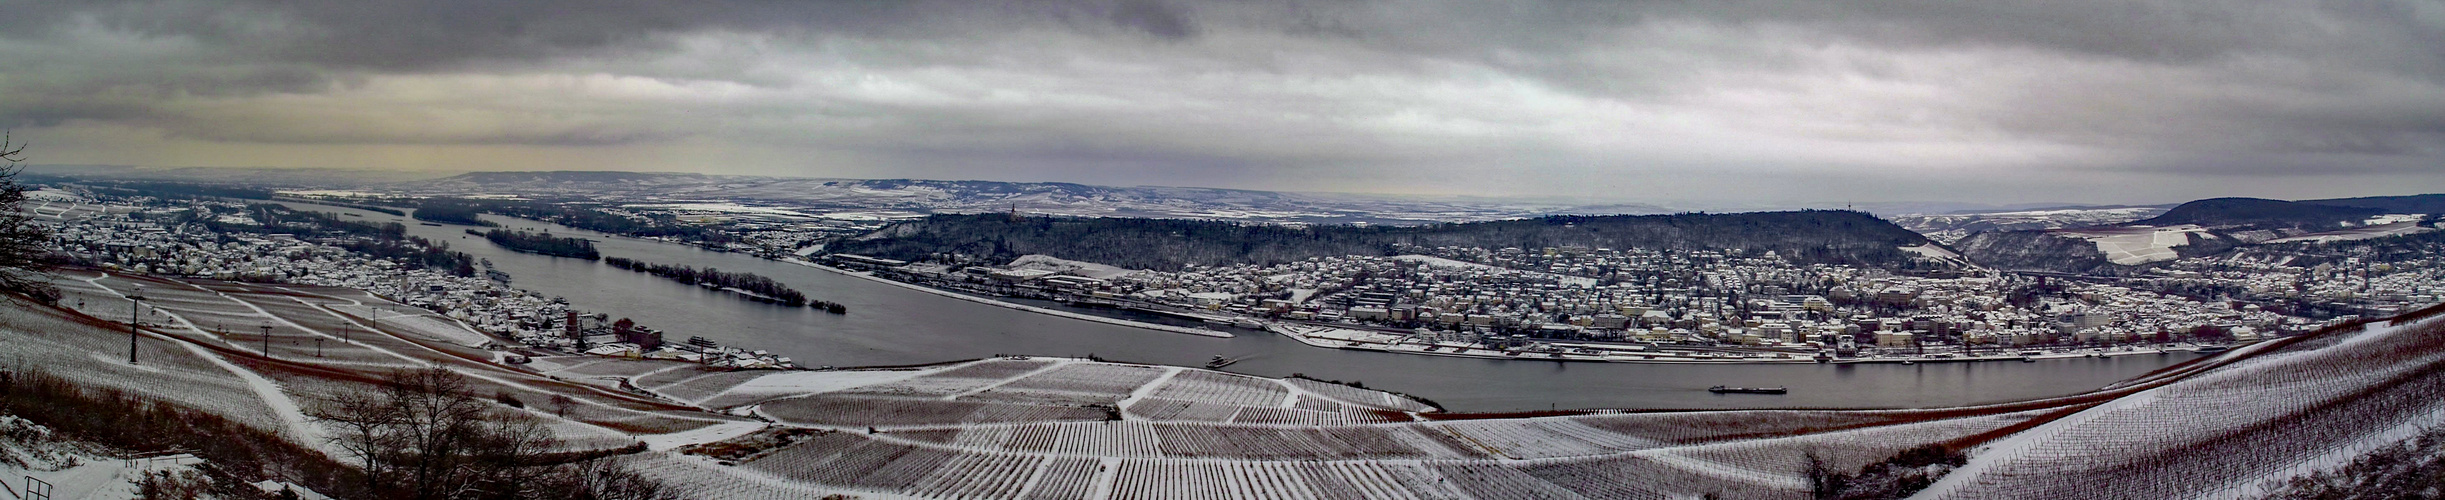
[127,285,146,364]
[315,338,324,358]
[261,325,274,358]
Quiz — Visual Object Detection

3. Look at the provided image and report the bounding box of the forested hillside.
[1949,231,2118,274]
[2129,197,2381,230]
[831,210,1935,271]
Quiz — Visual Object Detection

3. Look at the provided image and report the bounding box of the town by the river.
[279,200,2191,412]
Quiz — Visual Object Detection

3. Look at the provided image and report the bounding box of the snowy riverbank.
[1266,322,2233,365]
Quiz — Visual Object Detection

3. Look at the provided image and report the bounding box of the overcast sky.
[3,0,2441,205]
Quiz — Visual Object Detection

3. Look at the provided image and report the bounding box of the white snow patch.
[328,304,490,346]
[637,421,767,451]
[1007,254,1143,280]
[2366,214,2427,225]
[623,202,820,219]
[1900,243,1963,260]
[702,368,947,403]
[2055,225,2211,265]
[274,189,385,199]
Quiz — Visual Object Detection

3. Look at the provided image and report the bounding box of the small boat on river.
[1708,386,1787,395]
[1205,355,1240,369]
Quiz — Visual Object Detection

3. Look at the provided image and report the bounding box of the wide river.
[287,201,2191,412]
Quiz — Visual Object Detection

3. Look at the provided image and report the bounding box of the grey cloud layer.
[1,0,2440,201]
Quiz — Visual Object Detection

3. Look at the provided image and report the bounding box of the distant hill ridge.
[2299,193,2445,214]
[398,172,1671,225]
[830,210,1936,271]
[1953,193,2444,273]
[428,170,712,185]
[2129,197,2383,229]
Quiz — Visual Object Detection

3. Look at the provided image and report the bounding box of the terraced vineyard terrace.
[1653,411,2045,481]
[13,267,2445,499]
[596,305,2445,499]
[1285,377,1439,412]
[1147,370,1291,408]
[1122,397,1241,422]
[1923,316,2445,499]
[760,395,1111,427]
[18,271,760,466]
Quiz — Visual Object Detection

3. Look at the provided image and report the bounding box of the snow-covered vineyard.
[6,269,2445,499]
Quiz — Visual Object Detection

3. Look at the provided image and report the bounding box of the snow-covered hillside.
[1889,206,2167,243]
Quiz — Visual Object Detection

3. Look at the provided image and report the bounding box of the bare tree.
[307,387,407,494]
[0,131,56,301]
[546,394,577,418]
[1804,449,1841,499]
[306,367,675,499]
[554,458,674,500]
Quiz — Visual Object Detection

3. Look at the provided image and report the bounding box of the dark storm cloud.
[1,0,2440,200]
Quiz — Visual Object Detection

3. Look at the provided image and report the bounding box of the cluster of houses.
[45,193,798,368]
[840,241,2369,354]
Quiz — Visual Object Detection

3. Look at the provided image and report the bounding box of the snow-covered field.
[1898,243,1971,266]
[619,202,824,219]
[2053,224,2214,265]
[1891,206,2168,243]
[324,303,492,346]
[1008,254,1145,280]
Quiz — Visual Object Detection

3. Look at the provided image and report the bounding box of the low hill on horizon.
[2127,197,2384,230]
[2299,193,2445,214]
[830,210,1939,271]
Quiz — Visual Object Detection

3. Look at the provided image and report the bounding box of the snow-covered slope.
[1889,206,2167,244]
[1923,309,2445,499]
[2051,224,2217,265]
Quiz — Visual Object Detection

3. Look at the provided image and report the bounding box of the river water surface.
[286,201,2193,412]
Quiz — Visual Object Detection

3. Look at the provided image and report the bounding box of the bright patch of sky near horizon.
[2,0,2441,205]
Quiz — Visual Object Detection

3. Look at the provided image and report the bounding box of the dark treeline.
[412,198,736,244]
[183,204,406,239]
[282,197,408,216]
[828,211,1934,271]
[2131,197,2384,232]
[604,256,845,313]
[507,204,737,244]
[413,200,498,226]
[484,229,600,260]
